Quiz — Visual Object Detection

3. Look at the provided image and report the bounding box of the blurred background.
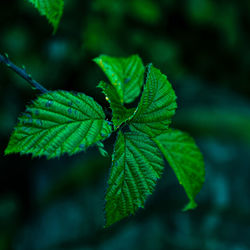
[1,0,250,249]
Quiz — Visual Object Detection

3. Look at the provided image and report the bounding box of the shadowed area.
[0,0,250,249]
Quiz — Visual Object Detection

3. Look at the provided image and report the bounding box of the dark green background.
[1,0,250,249]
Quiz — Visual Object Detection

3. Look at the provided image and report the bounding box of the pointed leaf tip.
[105,131,164,227]
[153,129,205,210]
[129,65,177,137]
[28,0,64,33]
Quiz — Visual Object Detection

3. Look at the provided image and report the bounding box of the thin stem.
[0,53,114,119]
[0,53,48,93]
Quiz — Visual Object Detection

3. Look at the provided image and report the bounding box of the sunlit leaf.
[98,81,135,128]
[5,90,112,158]
[105,131,164,227]
[94,54,145,104]
[153,129,205,210]
[28,0,64,33]
[129,65,177,137]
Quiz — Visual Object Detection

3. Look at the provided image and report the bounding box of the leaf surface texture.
[94,55,145,104]
[105,131,164,227]
[98,81,135,128]
[28,0,64,32]
[129,65,177,137]
[153,129,205,210]
[5,90,112,158]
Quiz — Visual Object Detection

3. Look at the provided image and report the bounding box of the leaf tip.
[4,147,11,156]
[182,200,197,211]
[93,55,104,64]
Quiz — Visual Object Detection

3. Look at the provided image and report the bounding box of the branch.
[0,53,113,119]
[0,53,48,93]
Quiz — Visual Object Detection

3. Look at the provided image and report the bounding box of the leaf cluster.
[5,55,205,227]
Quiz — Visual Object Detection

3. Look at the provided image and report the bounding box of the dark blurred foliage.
[1,0,250,249]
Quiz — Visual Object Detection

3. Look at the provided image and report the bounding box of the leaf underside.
[105,131,164,227]
[94,54,145,104]
[129,65,177,137]
[28,0,64,33]
[5,90,112,159]
[153,129,205,210]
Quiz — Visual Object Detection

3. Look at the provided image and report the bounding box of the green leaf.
[105,131,164,227]
[153,129,205,210]
[94,54,145,104]
[129,65,177,137]
[96,141,109,157]
[28,0,64,33]
[98,81,135,128]
[5,90,112,159]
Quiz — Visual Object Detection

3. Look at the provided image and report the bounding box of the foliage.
[5,55,205,227]
[153,129,205,210]
[105,131,165,227]
[128,65,177,137]
[5,90,112,158]
[94,55,145,104]
[97,80,136,128]
[28,0,64,33]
